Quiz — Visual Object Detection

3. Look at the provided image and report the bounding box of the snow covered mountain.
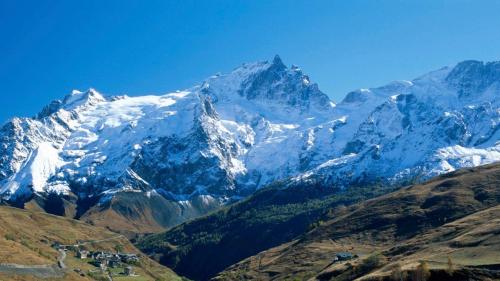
[296,60,500,186]
[0,56,499,226]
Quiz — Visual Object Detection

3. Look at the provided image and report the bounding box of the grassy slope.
[0,206,182,281]
[137,179,394,281]
[22,189,224,239]
[80,191,224,238]
[216,163,500,281]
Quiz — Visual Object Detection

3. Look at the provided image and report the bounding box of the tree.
[115,244,124,253]
[360,253,385,271]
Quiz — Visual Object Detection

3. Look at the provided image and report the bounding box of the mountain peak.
[62,88,106,109]
[199,56,332,115]
[36,89,106,119]
[235,56,332,112]
[445,60,500,97]
[271,55,285,69]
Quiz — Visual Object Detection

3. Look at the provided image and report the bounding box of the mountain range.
[0,56,499,231]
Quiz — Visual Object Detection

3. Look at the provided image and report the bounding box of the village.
[53,240,141,279]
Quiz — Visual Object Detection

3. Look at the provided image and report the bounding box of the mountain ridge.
[0,56,498,232]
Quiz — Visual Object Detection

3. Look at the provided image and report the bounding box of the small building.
[333,252,355,262]
[109,260,120,268]
[91,251,105,260]
[77,250,89,259]
[120,253,139,264]
[124,266,135,276]
[108,256,121,268]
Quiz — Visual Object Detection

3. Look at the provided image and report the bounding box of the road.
[0,263,64,278]
[57,249,67,269]
[0,249,67,278]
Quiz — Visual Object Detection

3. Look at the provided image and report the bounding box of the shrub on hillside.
[4,233,16,241]
[359,253,386,273]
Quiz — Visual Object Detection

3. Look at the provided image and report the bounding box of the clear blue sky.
[1,0,500,124]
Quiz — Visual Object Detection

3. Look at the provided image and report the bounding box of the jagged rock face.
[238,56,331,112]
[0,56,499,213]
[0,116,69,187]
[131,97,242,197]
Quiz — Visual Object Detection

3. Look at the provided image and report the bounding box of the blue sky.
[1,0,500,124]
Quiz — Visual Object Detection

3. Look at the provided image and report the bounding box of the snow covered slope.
[297,60,500,186]
[0,57,499,213]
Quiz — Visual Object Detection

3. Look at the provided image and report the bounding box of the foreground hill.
[1,57,499,234]
[216,163,500,281]
[0,206,182,281]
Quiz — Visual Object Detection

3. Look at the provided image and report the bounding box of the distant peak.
[272,54,283,65]
[270,54,286,70]
[446,60,495,77]
[197,56,332,113]
[87,88,100,95]
[447,60,484,77]
[68,88,101,99]
[341,89,370,104]
[62,88,106,109]
[35,89,106,119]
[446,59,500,97]
[455,59,483,67]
